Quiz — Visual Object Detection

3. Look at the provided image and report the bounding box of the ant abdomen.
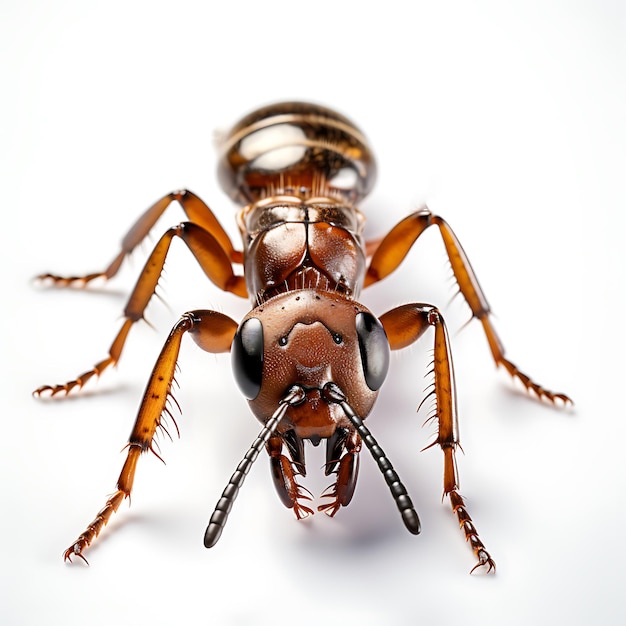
[217,102,377,205]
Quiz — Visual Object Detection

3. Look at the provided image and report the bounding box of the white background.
[2,1,624,624]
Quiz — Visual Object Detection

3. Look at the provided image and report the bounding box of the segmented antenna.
[322,382,421,535]
[204,385,306,548]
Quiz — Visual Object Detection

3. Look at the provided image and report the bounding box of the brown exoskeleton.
[35,102,571,572]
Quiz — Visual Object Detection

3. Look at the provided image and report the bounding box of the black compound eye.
[355,312,390,391]
[231,318,264,399]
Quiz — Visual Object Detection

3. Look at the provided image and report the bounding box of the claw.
[470,549,496,574]
[37,272,107,288]
[293,501,314,520]
[63,540,90,565]
[317,482,341,517]
[317,500,341,517]
[32,359,116,397]
[499,359,573,406]
[33,379,86,397]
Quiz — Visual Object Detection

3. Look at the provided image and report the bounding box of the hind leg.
[39,189,241,286]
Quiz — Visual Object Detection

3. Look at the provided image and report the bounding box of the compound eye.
[231,318,264,399]
[355,312,390,391]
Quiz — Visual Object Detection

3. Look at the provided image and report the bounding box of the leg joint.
[427,307,443,326]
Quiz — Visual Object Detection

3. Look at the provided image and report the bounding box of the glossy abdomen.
[218,102,377,206]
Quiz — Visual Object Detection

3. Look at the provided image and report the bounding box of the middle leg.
[380,302,496,573]
[35,222,247,396]
[366,209,571,404]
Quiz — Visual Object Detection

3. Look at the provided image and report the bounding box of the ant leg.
[318,429,361,517]
[380,303,495,573]
[38,189,242,286]
[63,309,237,563]
[267,436,314,520]
[34,222,247,396]
[366,209,571,405]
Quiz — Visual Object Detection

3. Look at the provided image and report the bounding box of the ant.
[35,102,571,572]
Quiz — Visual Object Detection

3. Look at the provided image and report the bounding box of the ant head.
[231,290,389,440]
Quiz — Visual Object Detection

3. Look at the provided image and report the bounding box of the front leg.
[366,209,571,405]
[266,436,314,520]
[318,428,361,517]
[380,303,495,573]
[64,310,238,563]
